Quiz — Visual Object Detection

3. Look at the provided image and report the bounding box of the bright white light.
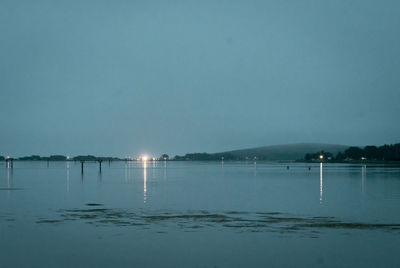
[319,155,324,159]
[142,156,148,161]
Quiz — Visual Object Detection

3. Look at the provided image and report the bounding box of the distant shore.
[1,142,399,163]
[2,159,400,164]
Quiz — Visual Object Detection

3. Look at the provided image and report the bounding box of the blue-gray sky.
[1,0,399,157]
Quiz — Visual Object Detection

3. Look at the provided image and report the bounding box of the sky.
[0,0,399,157]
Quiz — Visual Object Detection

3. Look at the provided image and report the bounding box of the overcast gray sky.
[1,0,399,157]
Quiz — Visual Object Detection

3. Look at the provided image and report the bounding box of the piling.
[81,161,84,174]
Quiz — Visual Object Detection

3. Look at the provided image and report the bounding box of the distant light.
[66,156,70,160]
[142,156,148,161]
[6,156,10,159]
[319,155,324,159]
[152,157,156,161]
[361,157,366,160]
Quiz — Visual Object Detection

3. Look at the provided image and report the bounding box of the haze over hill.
[220,143,349,160]
[175,143,349,161]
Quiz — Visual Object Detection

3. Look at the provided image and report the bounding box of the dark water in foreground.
[1,161,400,267]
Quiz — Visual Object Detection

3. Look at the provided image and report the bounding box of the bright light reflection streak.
[125,162,128,182]
[163,161,167,177]
[362,165,366,193]
[7,169,10,188]
[320,163,323,203]
[128,162,131,180]
[66,162,70,193]
[7,168,12,198]
[143,161,147,203]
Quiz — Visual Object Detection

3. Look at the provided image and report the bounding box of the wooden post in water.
[81,161,84,174]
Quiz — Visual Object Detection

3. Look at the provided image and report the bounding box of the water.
[1,161,400,267]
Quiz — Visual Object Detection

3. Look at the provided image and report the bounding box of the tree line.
[0,155,122,161]
[304,143,400,162]
[0,154,170,161]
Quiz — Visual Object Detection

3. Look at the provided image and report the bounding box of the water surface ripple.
[36,204,400,237]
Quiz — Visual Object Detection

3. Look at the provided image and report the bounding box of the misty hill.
[174,143,349,161]
[222,143,349,160]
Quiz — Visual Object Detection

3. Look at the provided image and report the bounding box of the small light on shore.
[141,156,148,161]
[319,155,324,160]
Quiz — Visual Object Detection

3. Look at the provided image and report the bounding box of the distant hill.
[220,143,349,161]
[174,143,349,161]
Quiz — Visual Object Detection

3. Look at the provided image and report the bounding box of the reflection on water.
[164,161,167,179]
[152,161,156,179]
[320,163,323,203]
[7,168,12,198]
[66,162,70,193]
[36,205,400,237]
[143,161,147,203]
[97,169,102,183]
[124,162,129,182]
[362,165,366,193]
[7,168,12,188]
[124,163,127,181]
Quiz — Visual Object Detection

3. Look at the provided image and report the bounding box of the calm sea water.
[1,161,400,267]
